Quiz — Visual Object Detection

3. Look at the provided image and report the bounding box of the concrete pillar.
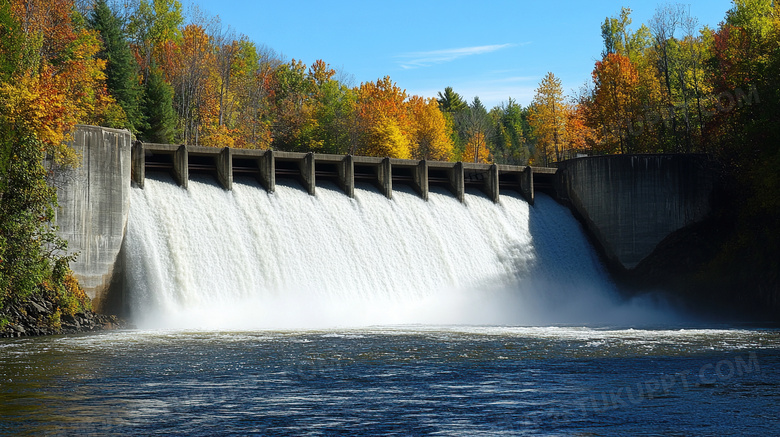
[216,147,232,190]
[131,141,145,188]
[378,157,392,199]
[301,152,315,195]
[173,145,188,188]
[449,162,464,203]
[340,155,355,198]
[416,160,429,201]
[521,166,534,205]
[260,150,275,193]
[486,164,499,203]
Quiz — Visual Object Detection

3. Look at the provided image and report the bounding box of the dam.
[56,126,717,321]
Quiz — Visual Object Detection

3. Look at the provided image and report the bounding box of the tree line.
[73,0,537,165]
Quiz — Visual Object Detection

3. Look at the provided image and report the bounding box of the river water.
[2,177,778,435]
[1,327,779,435]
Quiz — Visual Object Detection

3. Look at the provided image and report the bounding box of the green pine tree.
[436,86,468,113]
[88,0,144,134]
[141,66,176,144]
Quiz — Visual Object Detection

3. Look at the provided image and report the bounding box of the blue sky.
[184,0,735,109]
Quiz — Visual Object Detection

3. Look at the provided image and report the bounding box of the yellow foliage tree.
[355,76,410,157]
[529,72,568,166]
[463,132,491,164]
[358,116,411,159]
[407,96,454,161]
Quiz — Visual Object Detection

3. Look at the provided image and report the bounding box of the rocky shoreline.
[0,294,130,338]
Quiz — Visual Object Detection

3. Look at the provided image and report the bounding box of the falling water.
[124,174,678,329]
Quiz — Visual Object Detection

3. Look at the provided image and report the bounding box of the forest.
[0,0,778,321]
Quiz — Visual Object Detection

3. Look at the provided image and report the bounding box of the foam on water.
[124,174,680,329]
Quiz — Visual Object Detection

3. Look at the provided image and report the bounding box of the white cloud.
[408,75,540,108]
[397,44,518,69]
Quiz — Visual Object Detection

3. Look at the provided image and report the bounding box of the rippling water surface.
[2,327,779,436]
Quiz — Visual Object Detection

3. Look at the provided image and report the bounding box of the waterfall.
[124,173,676,329]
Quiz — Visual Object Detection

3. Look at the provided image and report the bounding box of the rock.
[1,293,128,337]
[29,300,47,315]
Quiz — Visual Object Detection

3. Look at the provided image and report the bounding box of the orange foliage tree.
[589,53,641,154]
[355,76,411,158]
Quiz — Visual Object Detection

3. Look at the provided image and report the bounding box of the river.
[2,327,778,435]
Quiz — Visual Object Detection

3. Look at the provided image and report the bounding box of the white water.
[125,174,680,329]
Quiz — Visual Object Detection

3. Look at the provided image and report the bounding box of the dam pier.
[131,142,545,205]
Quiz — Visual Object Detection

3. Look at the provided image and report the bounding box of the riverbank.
[0,294,129,338]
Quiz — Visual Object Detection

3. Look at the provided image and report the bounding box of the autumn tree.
[169,23,215,145]
[354,76,410,158]
[212,25,241,134]
[649,3,693,151]
[529,72,567,165]
[232,42,278,149]
[127,0,183,82]
[407,96,454,161]
[1,0,108,315]
[589,53,642,154]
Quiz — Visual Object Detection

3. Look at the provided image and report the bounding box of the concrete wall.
[555,154,717,270]
[55,125,131,311]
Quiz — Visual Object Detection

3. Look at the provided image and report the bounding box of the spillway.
[124,174,676,329]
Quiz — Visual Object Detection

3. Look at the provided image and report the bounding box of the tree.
[170,23,215,145]
[590,53,641,154]
[360,115,411,159]
[650,3,688,151]
[232,41,278,149]
[489,99,530,165]
[601,7,653,62]
[89,0,144,133]
[459,97,492,163]
[529,72,567,165]
[437,86,468,113]
[140,65,176,143]
[463,132,491,164]
[270,59,318,151]
[312,76,357,155]
[354,76,410,157]
[407,96,454,161]
[213,26,240,130]
[127,0,183,82]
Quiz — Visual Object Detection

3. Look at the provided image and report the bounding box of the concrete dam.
[57,126,717,325]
